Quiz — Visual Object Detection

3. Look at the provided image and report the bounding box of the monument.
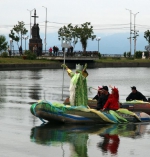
[29,9,42,55]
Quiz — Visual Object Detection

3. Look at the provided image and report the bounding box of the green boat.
[30,100,150,124]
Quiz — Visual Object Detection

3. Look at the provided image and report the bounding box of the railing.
[4,50,100,58]
[101,54,123,57]
[2,50,125,58]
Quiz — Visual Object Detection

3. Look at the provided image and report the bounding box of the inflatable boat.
[64,98,150,114]
[30,100,150,124]
[121,100,150,115]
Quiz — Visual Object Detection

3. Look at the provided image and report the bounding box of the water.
[0,67,150,157]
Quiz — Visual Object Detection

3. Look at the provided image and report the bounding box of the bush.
[126,52,131,58]
[135,51,142,58]
[1,51,8,57]
[123,52,126,58]
[24,50,36,60]
[144,51,149,58]
[98,53,101,58]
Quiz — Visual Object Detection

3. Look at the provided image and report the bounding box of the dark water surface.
[0,68,150,157]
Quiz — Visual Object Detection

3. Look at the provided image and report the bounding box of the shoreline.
[0,62,150,70]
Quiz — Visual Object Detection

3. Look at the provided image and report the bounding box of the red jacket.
[103,87,119,110]
[49,48,52,52]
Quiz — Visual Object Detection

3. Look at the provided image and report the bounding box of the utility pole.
[96,37,101,53]
[132,12,139,56]
[126,9,132,55]
[42,6,47,54]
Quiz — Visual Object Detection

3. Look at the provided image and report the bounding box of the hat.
[98,86,102,90]
[102,86,108,91]
[76,64,83,71]
[131,86,136,90]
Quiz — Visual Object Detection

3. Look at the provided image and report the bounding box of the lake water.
[0,67,150,157]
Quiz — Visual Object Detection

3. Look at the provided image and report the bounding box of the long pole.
[42,6,47,54]
[96,37,101,53]
[98,40,99,53]
[126,9,132,55]
[25,39,26,51]
[62,46,65,100]
[27,9,34,39]
[133,12,139,56]
[130,11,132,55]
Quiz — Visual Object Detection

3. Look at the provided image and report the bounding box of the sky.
[0,0,150,53]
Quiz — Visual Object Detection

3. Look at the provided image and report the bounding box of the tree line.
[0,20,150,56]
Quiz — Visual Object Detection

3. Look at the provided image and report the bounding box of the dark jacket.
[97,93,110,110]
[126,90,147,102]
[93,95,99,101]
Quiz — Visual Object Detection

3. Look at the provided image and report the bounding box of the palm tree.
[0,35,8,53]
[144,30,150,44]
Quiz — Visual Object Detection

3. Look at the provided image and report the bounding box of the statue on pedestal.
[29,9,42,56]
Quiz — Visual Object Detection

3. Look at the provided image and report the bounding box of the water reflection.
[29,71,42,101]
[30,123,148,156]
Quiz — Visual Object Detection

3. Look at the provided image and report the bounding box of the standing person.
[96,86,110,110]
[61,63,88,107]
[33,45,37,55]
[53,46,56,56]
[126,86,148,102]
[55,46,59,56]
[19,46,22,56]
[8,46,12,57]
[102,85,120,111]
[70,46,73,53]
[49,47,52,56]
[62,47,65,53]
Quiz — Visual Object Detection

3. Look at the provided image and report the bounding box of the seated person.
[93,86,103,101]
[102,85,120,111]
[96,86,110,110]
[126,86,147,102]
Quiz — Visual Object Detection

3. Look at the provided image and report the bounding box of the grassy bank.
[0,56,150,64]
[0,57,57,64]
[95,57,150,63]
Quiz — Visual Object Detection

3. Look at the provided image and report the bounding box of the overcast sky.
[0,0,150,52]
[1,0,150,35]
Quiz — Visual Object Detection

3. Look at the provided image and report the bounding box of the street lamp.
[132,12,139,56]
[27,8,35,39]
[42,6,47,54]
[9,39,13,56]
[126,8,132,55]
[96,37,101,53]
[22,36,29,51]
[61,37,71,100]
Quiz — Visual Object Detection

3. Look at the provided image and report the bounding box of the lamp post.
[132,12,139,56]
[22,36,29,51]
[27,8,35,39]
[9,39,13,56]
[61,37,71,100]
[96,37,101,53]
[42,6,47,54]
[126,8,132,55]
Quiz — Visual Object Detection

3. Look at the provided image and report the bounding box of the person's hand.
[61,64,67,69]
[109,85,113,89]
[102,108,105,111]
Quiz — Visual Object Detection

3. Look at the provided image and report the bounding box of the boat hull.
[31,100,150,124]
[121,102,150,115]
